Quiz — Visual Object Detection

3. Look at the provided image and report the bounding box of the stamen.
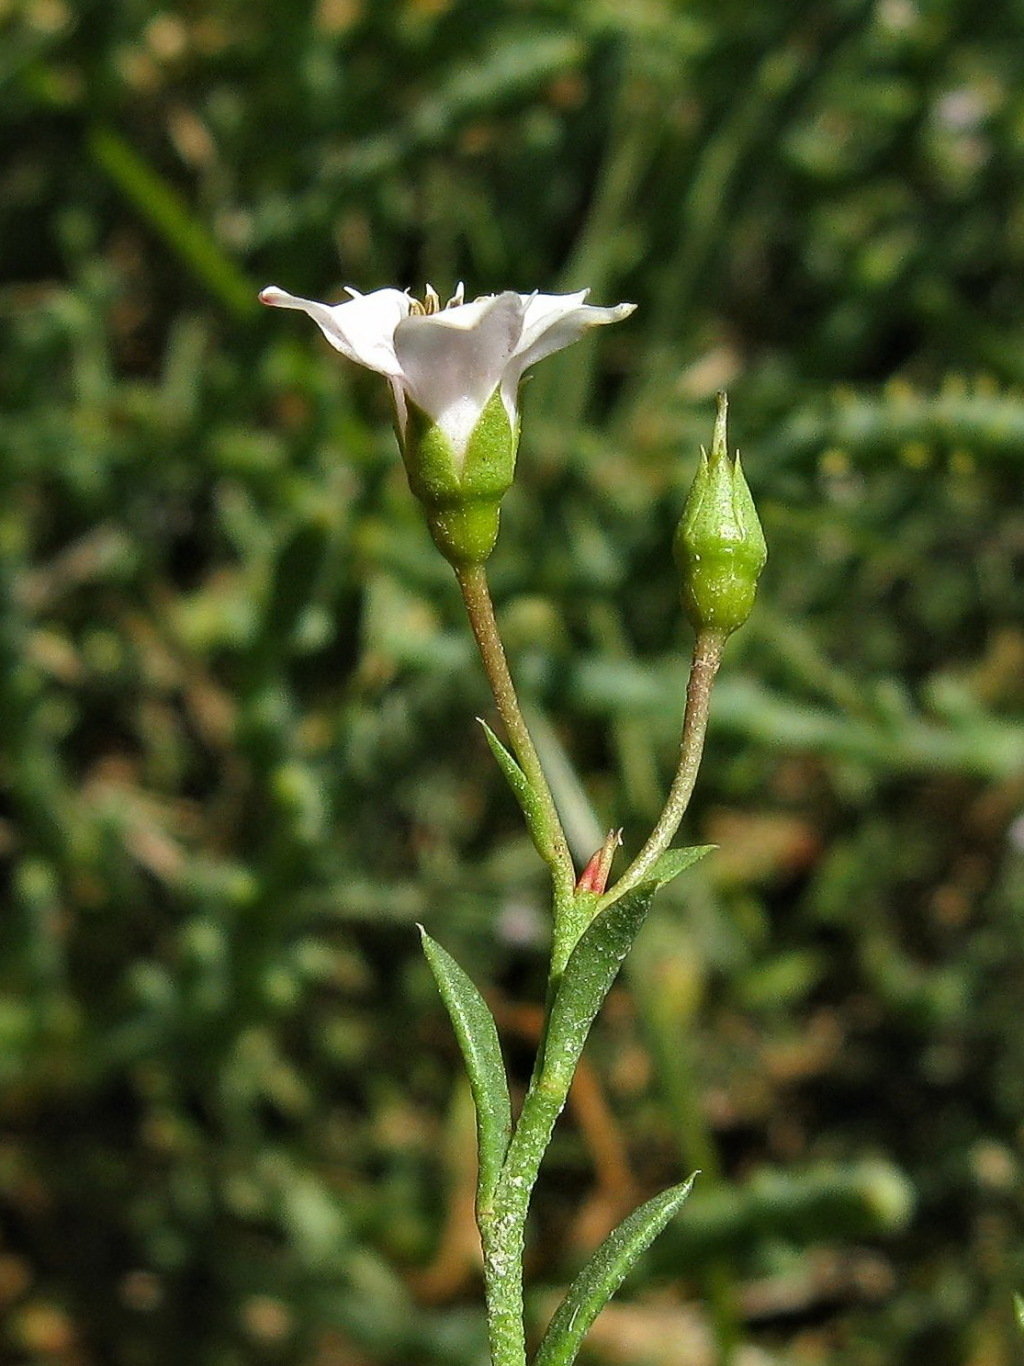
[408,284,468,315]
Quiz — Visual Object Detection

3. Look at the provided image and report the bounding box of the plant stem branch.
[455,563,576,906]
[599,629,725,909]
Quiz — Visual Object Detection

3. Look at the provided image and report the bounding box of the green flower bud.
[402,387,519,567]
[674,393,766,636]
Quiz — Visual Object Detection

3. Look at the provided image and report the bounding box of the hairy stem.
[479,1036,577,1366]
[479,1212,528,1366]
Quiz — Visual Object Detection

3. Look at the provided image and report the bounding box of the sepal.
[401,388,518,566]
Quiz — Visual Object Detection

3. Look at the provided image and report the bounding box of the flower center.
[408,283,466,316]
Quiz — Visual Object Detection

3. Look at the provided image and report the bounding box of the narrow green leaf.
[1013,1292,1024,1338]
[543,883,657,1087]
[478,719,552,856]
[594,846,713,925]
[647,844,716,889]
[478,718,529,803]
[534,1176,698,1366]
[419,927,511,1207]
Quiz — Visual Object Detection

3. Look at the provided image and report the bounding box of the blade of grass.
[89,125,258,320]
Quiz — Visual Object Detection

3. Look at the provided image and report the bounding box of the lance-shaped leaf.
[597,844,716,915]
[419,927,511,1207]
[478,719,554,860]
[543,888,654,1088]
[545,846,714,1086]
[534,1176,698,1366]
[642,844,716,891]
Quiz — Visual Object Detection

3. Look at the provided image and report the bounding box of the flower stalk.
[455,562,576,908]
[598,628,725,911]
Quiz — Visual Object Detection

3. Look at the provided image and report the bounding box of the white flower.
[258,283,635,468]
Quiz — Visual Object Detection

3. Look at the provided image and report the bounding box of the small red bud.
[575,829,623,896]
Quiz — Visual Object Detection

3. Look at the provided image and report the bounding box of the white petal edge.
[259,285,411,378]
[501,295,636,411]
[515,290,592,357]
[515,295,636,371]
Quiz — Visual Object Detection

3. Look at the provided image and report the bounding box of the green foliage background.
[2,0,1024,1363]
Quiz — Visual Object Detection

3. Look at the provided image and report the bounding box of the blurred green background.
[3,0,1024,1363]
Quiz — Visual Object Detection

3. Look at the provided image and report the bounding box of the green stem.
[479,1031,578,1366]
[452,566,579,1366]
[455,563,576,908]
[479,1210,528,1366]
[599,629,725,910]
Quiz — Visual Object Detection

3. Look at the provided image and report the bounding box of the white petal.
[259,285,411,377]
[500,291,636,413]
[393,292,526,459]
[516,290,591,356]
[516,291,637,371]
